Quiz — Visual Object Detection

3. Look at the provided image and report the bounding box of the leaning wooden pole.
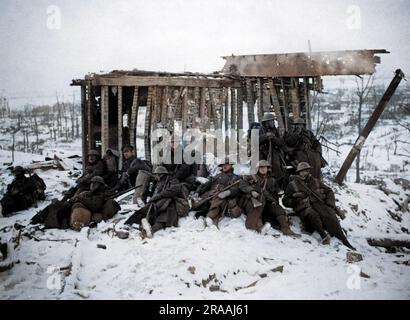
[335,69,405,185]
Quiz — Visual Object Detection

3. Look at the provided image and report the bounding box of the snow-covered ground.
[1,113,410,300]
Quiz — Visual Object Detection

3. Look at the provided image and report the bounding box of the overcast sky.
[0,0,409,107]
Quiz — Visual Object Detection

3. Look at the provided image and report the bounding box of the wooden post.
[130,86,139,148]
[117,86,123,168]
[280,79,289,132]
[269,79,285,135]
[290,78,300,119]
[86,82,94,151]
[81,85,87,171]
[230,88,236,130]
[335,69,405,184]
[161,86,169,126]
[182,87,188,130]
[304,77,312,130]
[246,79,254,125]
[144,86,153,161]
[257,78,263,121]
[101,85,109,154]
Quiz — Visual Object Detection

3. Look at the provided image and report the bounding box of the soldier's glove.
[217,190,231,199]
[293,192,305,198]
[251,191,260,198]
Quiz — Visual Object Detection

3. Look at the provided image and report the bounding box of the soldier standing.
[238,160,299,236]
[259,113,287,188]
[284,118,325,179]
[282,162,355,250]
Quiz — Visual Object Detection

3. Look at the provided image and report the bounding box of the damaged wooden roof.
[221,49,389,77]
[71,69,241,88]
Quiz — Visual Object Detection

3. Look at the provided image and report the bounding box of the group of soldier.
[0,112,355,252]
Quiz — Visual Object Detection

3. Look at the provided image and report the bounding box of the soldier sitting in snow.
[192,159,242,227]
[31,176,120,230]
[237,160,300,236]
[61,149,105,201]
[125,166,190,238]
[282,162,355,250]
[0,166,46,217]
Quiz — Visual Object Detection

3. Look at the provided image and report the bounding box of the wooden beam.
[246,79,254,125]
[335,69,405,185]
[269,79,285,135]
[230,88,236,130]
[81,85,87,171]
[101,86,109,154]
[91,76,241,88]
[290,78,300,119]
[86,82,94,151]
[280,79,289,132]
[144,86,153,160]
[182,87,188,130]
[257,78,263,122]
[304,77,312,130]
[130,87,139,149]
[117,86,123,168]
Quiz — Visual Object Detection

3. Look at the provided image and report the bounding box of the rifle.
[191,179,242,210]
[293,178,345,219]
[107,184,143,200]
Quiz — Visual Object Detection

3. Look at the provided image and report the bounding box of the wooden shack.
[71,49,388,168]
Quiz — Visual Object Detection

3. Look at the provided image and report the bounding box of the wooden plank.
[230,88,236,130]
[130,86,139,148]
[151,86,158,131]
[290,78,300,119]
[222,49,389,77]
[237,86,243,131]
[92,76,241,88]
[246,79,255,125]
[280,79,289,132]
[257,78,263,122]
[304,77,312,130]
[86,82,94,152]
[81,85,87,171]
[224,88,229,132]
[101,85,109,154]
[269,79,285,134]
[182,87,188,130]
[161,86,169,126]
[117,86,123,168]
[144,86,153,160]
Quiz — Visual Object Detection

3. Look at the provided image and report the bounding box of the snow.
[1,104,410,300]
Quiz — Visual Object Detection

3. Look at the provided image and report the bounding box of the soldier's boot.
[306,209,328,240]
[152,222,166,234]
[206,207,222,228]
[140,218,153,239]
[259,222,271,235]
[321,233,331,245]
[276,215,301,237]
[245,207,263,231]
[0,204,3,217]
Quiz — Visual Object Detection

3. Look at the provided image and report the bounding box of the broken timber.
[335,69,405,185]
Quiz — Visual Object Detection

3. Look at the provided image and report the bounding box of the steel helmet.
[296,162,311,172]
